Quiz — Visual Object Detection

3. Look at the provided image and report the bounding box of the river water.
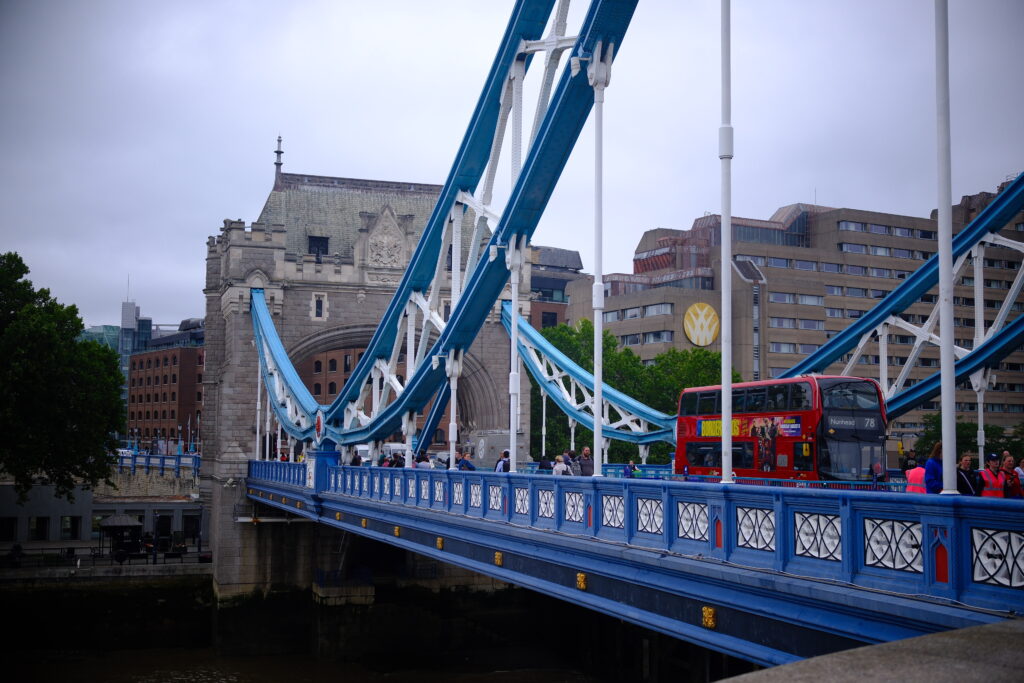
[12,648,597,683]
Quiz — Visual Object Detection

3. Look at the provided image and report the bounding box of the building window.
[328,359,337,372]
[344,355,352,372]
[197,392,203,402]
[171,392,176,401]
[793,260,816,271]
[917,230,936,240]
[171,373,177,384]
[799,319,824,330]
[308,235,329,258]
[198,354,203,365]
[838,221,865,232]
[768,292,794,304]
[603,310,620,323]
[770,342,796,353]
[871,268,891,278]
[847,309,865,319]
[893,227,913,237]
[313,383,322,395]
[162,392,167,402]
[643,330,674,344]
[869,224,890,235]
[172,356,178,366]
[821,262,842,273]
[847,287,866,298]
[623,307,641,320]
[197,373,202,383]
[60,516,81,541]
[147,359,152,369]
[871,245,890,257]
[825,285,843,296]
[767,257,790,268]
[846,265,866,276]
[825,307,843,318]
[643,303,673,317]
[797,294,823,306]
[737,254,765,265]
[621,334,641,346]
[769,317,796,329]
[840,243,868,254]
[0,517,15,542]
[28,517,49,541]
[314,360,323,374]
[870,289,888,299]
[799,344,819,354]
[328,382,337,394]
[315,296,324,318]
[893,248,913,259]
[170,409,175,419]
[541,311,558,328]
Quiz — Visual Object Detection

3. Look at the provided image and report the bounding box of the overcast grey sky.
[1,0,1021,327]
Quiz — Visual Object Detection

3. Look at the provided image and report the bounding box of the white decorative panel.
[470,483,482,508]
[434,480,444,503]
[677,502,709,541]
[407,479,415,498]
[737,507,775,551]
[637,498,664,535]
[565,491,584,523]
[453,481,464,505]
[488,486,503,511]
[538,489,554,518]
[514,487,529,515]
[972,528,1024,588]
[864,518,922,573]
[420,479,429,501]
[602,495,625,529]
[794,512,841,561]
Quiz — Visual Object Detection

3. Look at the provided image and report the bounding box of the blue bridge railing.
[117,453,201,478]
[247,460,1023,612]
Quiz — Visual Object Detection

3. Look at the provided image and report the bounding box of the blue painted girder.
[782,172,1024,385]
[328,0,640,445]
[501,301,676,445]
[327,0,558,417]
[886,311,1024,418]
[251,288,321,443]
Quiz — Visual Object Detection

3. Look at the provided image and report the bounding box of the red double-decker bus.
[675,375,888,481]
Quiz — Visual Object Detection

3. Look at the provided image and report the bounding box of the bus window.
[789,382,811,410]
[766,385,787,410]
[732,389,746,414]
[793,442,813,471]
[745,387,767,412]
[821,380,880,410]
[685,442,754,469]
[696,391,719,415]
[680,392,698,416]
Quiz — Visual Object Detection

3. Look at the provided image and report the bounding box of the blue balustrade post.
[174,454,182,478]
[308,441,339,494]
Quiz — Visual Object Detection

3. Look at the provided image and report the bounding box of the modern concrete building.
[528,245,585,330]
[567,182,1024,455]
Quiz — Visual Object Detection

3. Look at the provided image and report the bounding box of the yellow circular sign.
[683,302,720,346]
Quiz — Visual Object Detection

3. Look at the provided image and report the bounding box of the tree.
[0,253,124,501]
[528,319,737,465]
[912,412,1021,463]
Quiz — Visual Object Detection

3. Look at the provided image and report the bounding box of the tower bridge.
[201,0,1024,668]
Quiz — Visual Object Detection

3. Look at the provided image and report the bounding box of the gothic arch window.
[314,360,322,373]
[314,383,322,395]
[328,358,337,372]
[328,382,336,394]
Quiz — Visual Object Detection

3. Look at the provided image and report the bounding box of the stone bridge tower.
[202,150,529,600]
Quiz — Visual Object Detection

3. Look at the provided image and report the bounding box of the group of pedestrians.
[905,442,1023,498]
[540,447,596,476]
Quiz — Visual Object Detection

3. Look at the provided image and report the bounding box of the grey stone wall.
[204,185,530,598]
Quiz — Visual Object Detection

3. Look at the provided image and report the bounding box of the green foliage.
[528,319,736,465]
[0,253,123,501]
[913,412,1023,461]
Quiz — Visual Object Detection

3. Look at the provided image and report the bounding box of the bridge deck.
[246,461,1022,665]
